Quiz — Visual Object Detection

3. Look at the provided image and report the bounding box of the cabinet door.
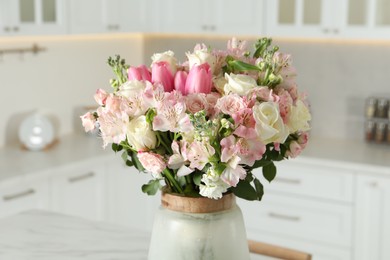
[106,158,160,232]
[50,161,106,221]
[342,0,390,39]
[105,0,153,33]
[265,0,345,38]
[354,174,390,260]
[157,0,210,34]
[0,177,50,219]
[5,0,66,35]
[214,0,264,35]
[68,0,106,34]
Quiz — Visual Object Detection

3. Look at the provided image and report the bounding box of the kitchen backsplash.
[1,34,390,148]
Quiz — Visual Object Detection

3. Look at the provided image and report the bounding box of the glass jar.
[376,98,389,118]
[148,192,250,260]
[365,97,377,118]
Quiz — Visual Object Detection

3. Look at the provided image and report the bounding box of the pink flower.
[185,93,208,114]
[286,141,303,158]
[220,135,239,163]
[151,61,174,92]
[97,108,128,148]
[277,88,293,124]
[94,89,108,106]
[186,140,215,171]
[152,102,193,133]
[137,152,166,176]
[128,65,151,82]
[80,112,96,132]
[174,70,188,94]
[215,94,246,116]
[232,108,257,139]
[297,132,309,149]
[236,138,265,166]
[221,164,246,187]
[184,63,212,95]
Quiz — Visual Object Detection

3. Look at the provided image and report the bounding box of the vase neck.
[161,192,236,213]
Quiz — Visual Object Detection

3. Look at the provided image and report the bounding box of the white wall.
[0,34,144,147]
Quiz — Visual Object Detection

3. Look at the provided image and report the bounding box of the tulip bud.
[174,71,188,94]
[151,61,174,92]
[184,63,212,95]
[128,65,152,82]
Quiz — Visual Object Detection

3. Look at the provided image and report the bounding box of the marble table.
[0,210,150,260]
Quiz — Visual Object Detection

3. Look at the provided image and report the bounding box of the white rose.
[186,49,217,73]
[119,80,146,98]
[151,50,177,74]
[253,101,289,145]
[224,73,257,96]
[127,115,157,151]
[287,100,311,133]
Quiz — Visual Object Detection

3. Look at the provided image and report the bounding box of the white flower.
[224,73,257,96]
[126,115,157,151]
[287,100,311,133]
[119,80,146,99]
[151,50,177,74]
[253,101,289,145]
[186,44,217,73]
[199,167,230,200]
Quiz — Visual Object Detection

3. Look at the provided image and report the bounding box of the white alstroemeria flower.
[199,167,230,200]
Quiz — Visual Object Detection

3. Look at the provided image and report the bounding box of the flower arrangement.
[81,37,311,200]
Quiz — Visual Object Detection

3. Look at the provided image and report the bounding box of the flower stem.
[163,168,183,194]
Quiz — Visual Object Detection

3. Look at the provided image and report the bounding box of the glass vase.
[148,192,250,260]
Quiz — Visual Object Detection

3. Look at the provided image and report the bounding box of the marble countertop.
[0,210,150,260]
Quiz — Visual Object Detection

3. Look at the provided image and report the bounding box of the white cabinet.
[157,0,264,35]
[67,0,154,34]
[0,176,50,219]
[0,0,66,36]
[106,157,159,231]
[239,160,354,259]
[50,159,107,221]
[265,0,345,38]
[354,173,390,260]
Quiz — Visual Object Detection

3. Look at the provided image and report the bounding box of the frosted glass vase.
[148,192,250,260]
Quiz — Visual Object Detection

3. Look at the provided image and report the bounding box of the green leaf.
[253,178,264,201]
[263,162,277,182]
[125,160,134,167]
[112,143,123,153]
[231,180,258,201]
[228,60,260,72]
[251,159,271,169]
[130,152,145,172]
[121,151,128,162]
[192,171,203,186]
[141,179,161,195]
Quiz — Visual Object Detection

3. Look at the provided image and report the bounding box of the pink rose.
[137,152,166,175]
[287,141,303,158]
[185,93,208,114]
[215,94,246,116]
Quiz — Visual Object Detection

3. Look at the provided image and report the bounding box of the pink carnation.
[137,152,166,175]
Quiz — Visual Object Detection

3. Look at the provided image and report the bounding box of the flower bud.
[128,65,151,82]
[184,63,212,95]
[151,61,174,92]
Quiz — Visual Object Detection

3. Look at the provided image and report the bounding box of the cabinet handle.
[4,26,10,32]
[68,172,95,183]
[210,25,216,31]
[333,28,339,34]
[13,26,19,32]
[322,28,329,34]
[268,212,301,222]
[368,181,378,188]
[274,177,301,185]
[3,189,35,202]
[201,25,208,31]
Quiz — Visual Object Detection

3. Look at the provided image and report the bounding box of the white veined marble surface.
[0,210,150,260]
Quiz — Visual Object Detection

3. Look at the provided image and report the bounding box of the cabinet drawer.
[240,193,353,247]
[260,160,354,202]
[0,180,49,219]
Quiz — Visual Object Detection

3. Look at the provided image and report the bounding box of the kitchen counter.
[0,210,150,260]
[0,133,389,185]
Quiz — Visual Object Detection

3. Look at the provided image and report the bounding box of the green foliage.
[263,162,277,183]
[142,179,161,195]
[107,55,129,91]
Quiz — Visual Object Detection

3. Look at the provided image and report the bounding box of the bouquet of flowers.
[81,37,311,200]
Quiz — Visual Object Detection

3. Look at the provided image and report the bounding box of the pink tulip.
[151,61,174,92]
[174,70,188,94]
[184,63,212,95]
[128,65,151,82]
